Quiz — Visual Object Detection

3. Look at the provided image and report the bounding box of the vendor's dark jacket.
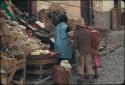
[74,25,91,55]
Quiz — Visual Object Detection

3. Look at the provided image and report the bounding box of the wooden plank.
[26,69,51,74]
[27,58,57,65]
[26,58,57,84]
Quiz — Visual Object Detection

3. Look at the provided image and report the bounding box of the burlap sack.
[21,46,38,55]
[0,21,12,35]
[1,35,17,44]
[7,42,25,56]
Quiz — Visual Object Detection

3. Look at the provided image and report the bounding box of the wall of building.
[64,1,81,18]
[32,1,81,19]
[93,1,114,30]
[93,0,124,30]
[32,1,123,30]
[93,1,114,12]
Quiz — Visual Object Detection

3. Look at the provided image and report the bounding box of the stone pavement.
[26,30,124,85]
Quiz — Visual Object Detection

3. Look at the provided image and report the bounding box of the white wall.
[34,1,81,19]
[66,1,81,18]
[93,1,114,12]
[93,1,113,29]
[36,1,50,12]
[93,1,103,11]
[102,1,114,12]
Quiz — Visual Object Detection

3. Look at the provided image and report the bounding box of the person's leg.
[76,51,84,83]
[94,67,99,79]
[93,52,101,79]
[92,56,99,79]
[85,54,94,83]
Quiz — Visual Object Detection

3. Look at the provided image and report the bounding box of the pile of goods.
[0,19,49,55]
[27,49,60,60]
[0,1,64,84]
[99,41,107,52]
[31,49,50,55]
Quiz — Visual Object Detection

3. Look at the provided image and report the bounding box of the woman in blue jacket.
[54,15,72,62]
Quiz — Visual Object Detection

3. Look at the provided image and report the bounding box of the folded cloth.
[60,60,72,71]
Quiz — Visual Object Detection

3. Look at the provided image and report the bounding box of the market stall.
[0,1,107,84]
[0,1,60,84]
[0,34,26,85]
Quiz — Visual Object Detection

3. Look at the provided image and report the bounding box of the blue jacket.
[54,22,72,59]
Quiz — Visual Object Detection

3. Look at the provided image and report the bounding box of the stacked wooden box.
[26,52,60,79]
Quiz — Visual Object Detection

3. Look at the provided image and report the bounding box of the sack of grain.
[1,35,17,44]
[0,21,12,35]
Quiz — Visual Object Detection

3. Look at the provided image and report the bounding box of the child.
[90,27,102,79]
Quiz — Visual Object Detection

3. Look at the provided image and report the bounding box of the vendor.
[54,15,72,62]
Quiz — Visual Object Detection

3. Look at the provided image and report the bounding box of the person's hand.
[68,31,73,37]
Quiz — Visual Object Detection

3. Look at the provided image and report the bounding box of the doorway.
[80,0,90,25]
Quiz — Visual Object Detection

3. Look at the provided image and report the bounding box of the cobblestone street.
[26,30,124,85]
[94,30,124,84]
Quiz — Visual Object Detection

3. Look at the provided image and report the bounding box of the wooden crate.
[12,59,26,85]
[1,54,26,85]
[26,58,58,79]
